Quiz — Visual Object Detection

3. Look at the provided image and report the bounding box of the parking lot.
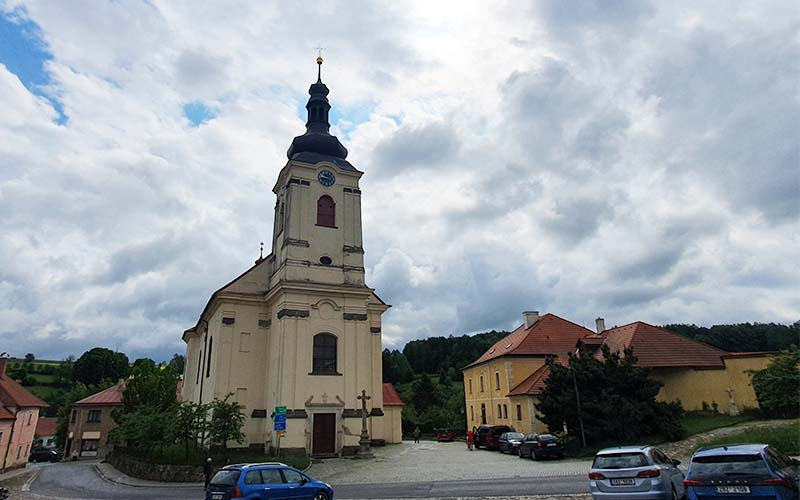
[309,440,593,485]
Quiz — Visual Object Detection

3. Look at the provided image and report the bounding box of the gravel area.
[660,419,800,459]
[309,441,592,485]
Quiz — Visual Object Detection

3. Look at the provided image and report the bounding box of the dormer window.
[317,195,335,227]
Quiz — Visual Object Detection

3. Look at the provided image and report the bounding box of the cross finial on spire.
[315,46,324,82]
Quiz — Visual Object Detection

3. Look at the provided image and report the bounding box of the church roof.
[465,314,595,369]
[382,383,404,407]
[287,57,349,163]
[0,372,48,408]
[581,321,729,369]
[75,381,125,406]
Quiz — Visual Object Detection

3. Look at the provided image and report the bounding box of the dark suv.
[475,425,512,450]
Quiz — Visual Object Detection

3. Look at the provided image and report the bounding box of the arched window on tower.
[317,195,335,227]
[312,333,337,374]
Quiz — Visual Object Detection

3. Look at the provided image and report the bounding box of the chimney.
[523,311,540,329]
[0,353,8,378]
[595,317,606,333]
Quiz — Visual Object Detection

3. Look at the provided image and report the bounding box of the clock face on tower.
[318,170,336,187]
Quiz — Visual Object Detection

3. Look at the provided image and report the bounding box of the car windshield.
[690,454,771,479]
[506,433,524,440]
[594,452,649,469]
[209,470,241,486]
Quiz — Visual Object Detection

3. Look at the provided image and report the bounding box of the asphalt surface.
[334,475,590,499]
[30,461,202,499]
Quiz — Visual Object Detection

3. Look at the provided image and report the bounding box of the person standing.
[466,429,474,451]
[203,457,213,489]
[412,426,421,443]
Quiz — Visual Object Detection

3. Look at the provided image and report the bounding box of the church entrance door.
[312,413,336,455]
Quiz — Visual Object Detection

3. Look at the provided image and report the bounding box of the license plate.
[716,486,750,494]
[211,493,224,499]
[547,443,557,447]
[610,478,636,486]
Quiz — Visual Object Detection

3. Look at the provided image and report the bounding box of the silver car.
[589,445,686,500]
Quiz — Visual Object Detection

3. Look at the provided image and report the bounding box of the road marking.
[22,468,41,491]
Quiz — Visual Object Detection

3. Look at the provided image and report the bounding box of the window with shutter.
[317,195,335,227]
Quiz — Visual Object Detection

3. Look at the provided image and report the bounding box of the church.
[180,57,403,456]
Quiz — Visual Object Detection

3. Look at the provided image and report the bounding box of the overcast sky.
[0,1,797,362]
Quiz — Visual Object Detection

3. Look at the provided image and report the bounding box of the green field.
[694,421,800,455]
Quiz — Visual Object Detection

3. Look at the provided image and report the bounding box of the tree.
[751,349,800,418]
[412,373,439,413]
[208,394,245,456]
[111,405,176,456]
[536,346,684,446]
[73,348,129,386]
[168,354,186,375]
[122,360,179,414]
[174,401,210,460]
[24,353,35,363]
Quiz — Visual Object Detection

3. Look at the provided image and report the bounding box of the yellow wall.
[463,357,545,431]
[507,395,549,434]
[652,355,773,412]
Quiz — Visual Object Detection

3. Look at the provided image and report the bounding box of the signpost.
[274,406,287,456]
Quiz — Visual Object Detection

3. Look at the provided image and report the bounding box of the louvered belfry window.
[317,195,335,227]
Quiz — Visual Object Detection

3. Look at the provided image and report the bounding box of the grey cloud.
[371,122,460,174]
[543,196,616,244]
[614,244,685,281]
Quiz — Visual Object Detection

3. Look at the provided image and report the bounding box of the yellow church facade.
[464,312,774,435]
[181,59,402,456]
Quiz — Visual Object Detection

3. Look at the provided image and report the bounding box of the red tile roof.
[382,383,404,407]
[466,314,595,368]
[0,374,48,408]
[507,359,568,397]
[597,322,727,368]
[35,416,57,437]
[0,406,15,420]
[75,382,125,406]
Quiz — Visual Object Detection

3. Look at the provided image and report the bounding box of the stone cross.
[356,389,373,457]
[725,387,739,416]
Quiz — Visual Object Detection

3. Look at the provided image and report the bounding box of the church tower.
[180,57,403,457]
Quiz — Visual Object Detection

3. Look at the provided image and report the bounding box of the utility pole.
[571,359,587,448]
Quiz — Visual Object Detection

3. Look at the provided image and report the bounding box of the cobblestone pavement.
[309,441,593,485]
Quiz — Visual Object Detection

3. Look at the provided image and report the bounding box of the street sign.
[275,406,287,415]
[274,420,286,431]
[274,406,287,431]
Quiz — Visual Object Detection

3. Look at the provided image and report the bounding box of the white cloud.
[0,0,797,361]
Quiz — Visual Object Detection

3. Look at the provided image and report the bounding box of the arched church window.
[312,333,337,374]
[316,195,335,227]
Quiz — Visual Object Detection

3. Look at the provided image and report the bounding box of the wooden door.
[312,413,336,455]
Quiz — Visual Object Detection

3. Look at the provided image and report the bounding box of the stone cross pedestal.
[725,387,739,416]
[356,389,373,458]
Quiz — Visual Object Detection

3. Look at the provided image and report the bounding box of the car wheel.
[518,448,523,458]
[531,450,537,460]
[314,491,329,500]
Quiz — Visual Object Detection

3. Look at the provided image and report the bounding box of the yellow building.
[180,59,402,456]
[464,313,775,435]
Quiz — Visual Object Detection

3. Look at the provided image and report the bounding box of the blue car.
[684,444,799,500]
[205,462,334,500]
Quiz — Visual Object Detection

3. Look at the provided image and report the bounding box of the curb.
[94,463,203,489]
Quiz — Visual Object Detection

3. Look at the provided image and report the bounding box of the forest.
[383,321,799,434]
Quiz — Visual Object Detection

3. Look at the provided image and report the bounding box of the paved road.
[334,475,589,499]
[30,461,202,500]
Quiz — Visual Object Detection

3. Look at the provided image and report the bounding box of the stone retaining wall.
[107,452,204,482]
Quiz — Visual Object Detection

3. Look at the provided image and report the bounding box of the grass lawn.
[682,412,754,436]
[27,385,65,402]
[694,422,800,455]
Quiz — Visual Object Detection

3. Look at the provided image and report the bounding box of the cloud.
[0,1,797,362]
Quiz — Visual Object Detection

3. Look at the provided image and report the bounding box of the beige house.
[0,355,48,471]
[181,58,402,456]
[65,382,124,460]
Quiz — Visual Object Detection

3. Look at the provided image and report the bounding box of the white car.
[589,445,685,500]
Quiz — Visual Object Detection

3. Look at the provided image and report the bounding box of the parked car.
[475,425,512,450]
[29,448,60,463]
[589,445,685,500]
[518,433,564,460]
[498,432,525,454]
[684,444,799,500]
[205,462,333,500]
[435,428,457,442]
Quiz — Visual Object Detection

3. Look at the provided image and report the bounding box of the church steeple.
[286,56,348,160]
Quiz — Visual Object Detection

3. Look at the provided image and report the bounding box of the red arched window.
[317,195,335,227]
